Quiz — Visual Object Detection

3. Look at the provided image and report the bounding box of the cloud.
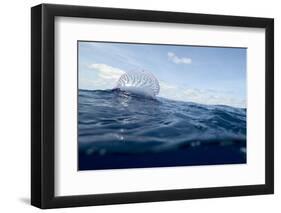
[88,63,125,80]
[82,63,125,90]
[159,81,245,108]
[167,52,192,64]
[81,63,245,108]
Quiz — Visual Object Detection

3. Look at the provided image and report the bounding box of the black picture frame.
[31,3,274,209]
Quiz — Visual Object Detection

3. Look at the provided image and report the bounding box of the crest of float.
[116,70,160,98]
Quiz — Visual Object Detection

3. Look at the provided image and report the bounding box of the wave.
[79,89,246,153]
[78,89,246,170]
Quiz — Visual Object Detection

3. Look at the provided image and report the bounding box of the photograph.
[30,3,274,209]
[78,41,247,170]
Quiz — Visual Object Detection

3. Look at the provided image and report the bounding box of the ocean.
[78,89,246,170]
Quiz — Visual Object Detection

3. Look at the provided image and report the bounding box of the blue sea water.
[78,89,246,170]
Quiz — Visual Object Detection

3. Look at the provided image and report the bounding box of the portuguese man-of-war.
[115,70,160,98]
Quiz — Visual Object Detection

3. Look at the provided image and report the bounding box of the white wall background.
[0,0,279,212]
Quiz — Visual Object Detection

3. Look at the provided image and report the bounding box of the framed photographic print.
[31,3,274,209]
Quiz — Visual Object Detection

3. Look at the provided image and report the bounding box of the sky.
[78,41,246,108]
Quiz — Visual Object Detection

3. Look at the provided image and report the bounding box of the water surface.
[78,89,246,170]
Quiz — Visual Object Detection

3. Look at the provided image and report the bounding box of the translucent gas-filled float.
[115,70,160,98]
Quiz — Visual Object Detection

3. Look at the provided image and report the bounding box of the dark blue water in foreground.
[78,89,246,170]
